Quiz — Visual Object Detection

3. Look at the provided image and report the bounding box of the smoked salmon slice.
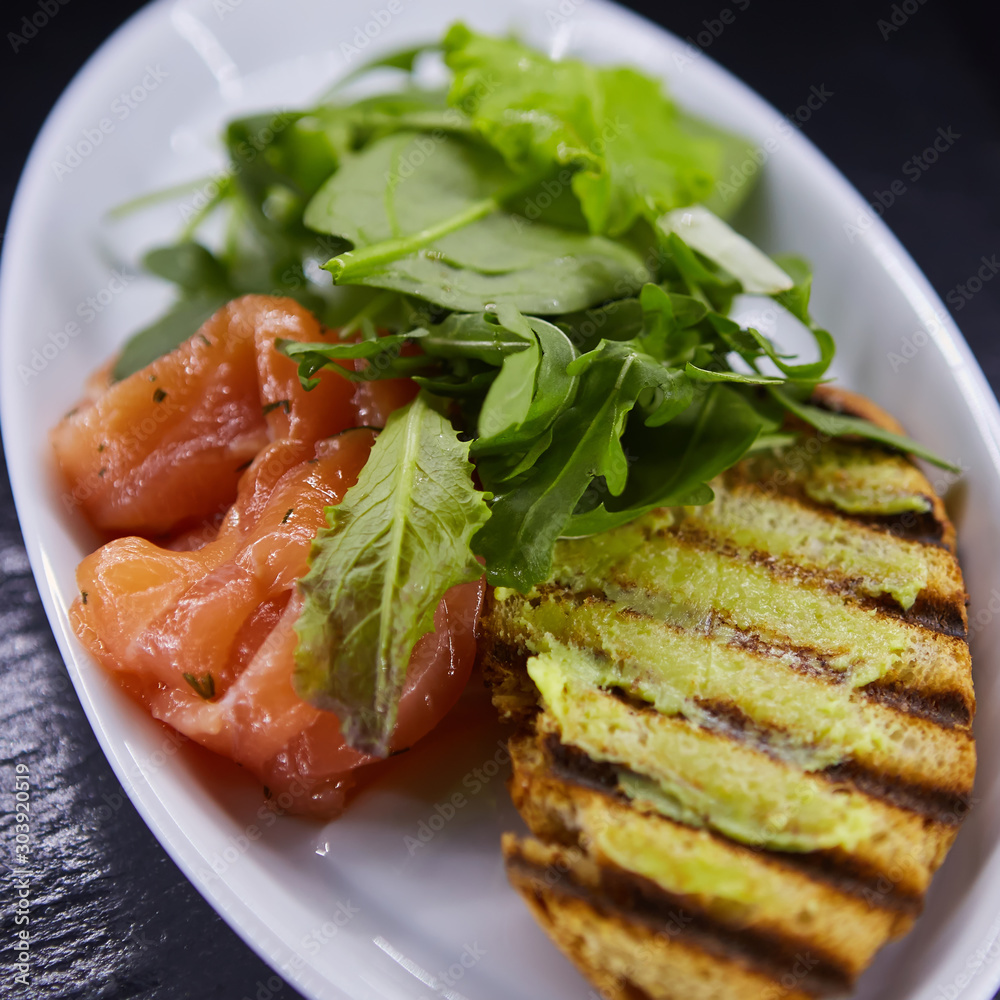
[51,296,417,537]
[61,296,480,816]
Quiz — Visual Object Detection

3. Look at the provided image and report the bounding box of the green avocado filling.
[641,481,930,610]
[506,592,894,771]
[547,517,919,688]
[743,441,934,518]
[593,815,781,919]
[802,448,933,516]
[590,812,829,926]
[528,644,877,853]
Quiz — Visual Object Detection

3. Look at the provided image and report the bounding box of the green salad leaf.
[772,389,962,473]
[658,206,793,294]
[472,308,578,455]
[442,24,733,235]
[564,384,766,535]
[305,131,650,312]
[276,331,426,387]
[472,339,698,589]
[293,393,491,756]
[112,290,233,380]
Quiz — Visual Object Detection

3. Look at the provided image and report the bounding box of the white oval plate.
[4,2,1000,998]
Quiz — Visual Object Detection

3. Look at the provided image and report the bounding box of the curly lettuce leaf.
[293,393,491,755]
[442,24,743,235]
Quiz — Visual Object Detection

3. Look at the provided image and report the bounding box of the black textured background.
[2,1,999,998]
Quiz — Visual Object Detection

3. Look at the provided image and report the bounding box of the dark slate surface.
[1,1,998,998]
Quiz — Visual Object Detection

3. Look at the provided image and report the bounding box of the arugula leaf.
[661,231,741,315]
[411,370,496,397]
[144,241,230,292]
[419,311,533,364]
[562,483,715,536]
[684,363,785,385]
[278,332,425,387]
[772,389,960,472]
[476,426,556,486]
[558,298,646,352]
[771,254,815,324]
[474,341,689,589]
[293,393,490,755]
[566,384,767,535]
[639,383,775,496]
[563,480,717,537]
[639,365,695,428]
[473,307,537,440]
[472,310,579,454]
[637,283,706,365]
[744,324,835,382]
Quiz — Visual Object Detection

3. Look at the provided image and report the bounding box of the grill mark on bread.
[703,623,970,729]
[706,612,971,725]
[486,610,970,743]
[545,733,621,793]
[603,691,969,823]
[542,735,925,914]
[505,845,854,997]
[687,700,971,822]
[859,677,971,729]
[653,522,965,638]
[840,506,946,547]
[731,483,949,549]
[869,591,968,639]
[715,622,842,681]
[621,688,968,822]
[496,584,972,730]
[821,760,973,826]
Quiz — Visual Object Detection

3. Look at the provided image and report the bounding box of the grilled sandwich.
[481,386,974,1000]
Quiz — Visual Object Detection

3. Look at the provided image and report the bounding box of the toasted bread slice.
[483,394,973,999]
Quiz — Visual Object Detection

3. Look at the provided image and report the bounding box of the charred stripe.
[542,735,925,915]
[506,845,855,997]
